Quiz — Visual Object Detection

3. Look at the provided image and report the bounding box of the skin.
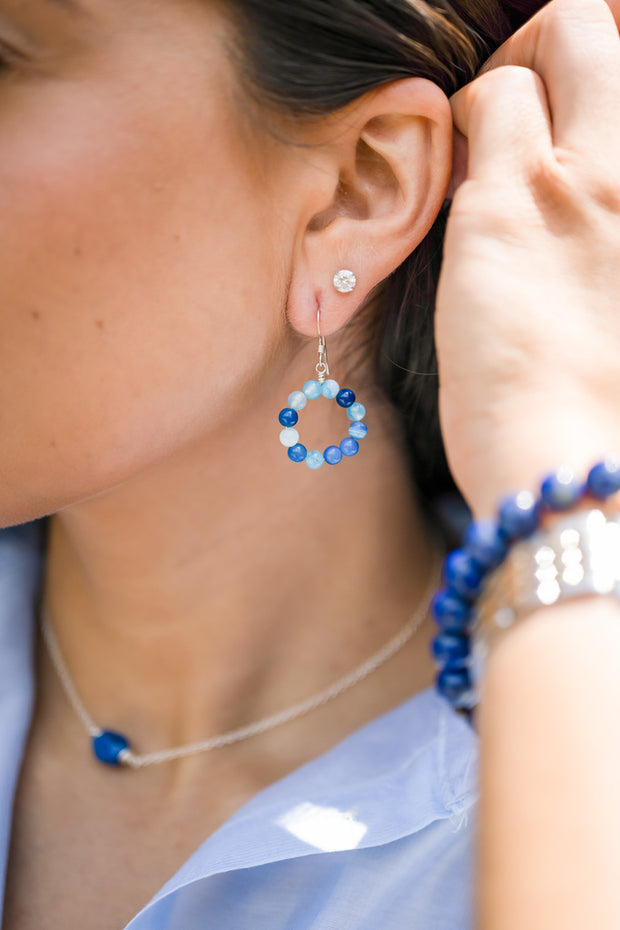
[0,0,453,927]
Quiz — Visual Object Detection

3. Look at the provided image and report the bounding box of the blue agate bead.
[347,402,366,422]
[431,589,472,634]
[288,443,307,463]
[540,466,583,511]
[303,379,322,399]
[336,388,355,408]
[463,518,508,571]
[443,548,484,602]
[278,407,298,428]
[431,633,470,665]
[306,450,324,469]
[321,379,340,399]
[324,445,343,465]
[288,391,307,411]
[340,437,359,457]
[587,456,620,499]
[436,666,471,704]
[93,730,130,767]
[349,422,367,441]
[498,490,540,540]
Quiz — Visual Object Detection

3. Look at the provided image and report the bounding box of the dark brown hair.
[227,0,545,511]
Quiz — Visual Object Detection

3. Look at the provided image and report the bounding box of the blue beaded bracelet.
[431,456,620,711]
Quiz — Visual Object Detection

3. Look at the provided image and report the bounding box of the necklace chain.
[39,552,442,769]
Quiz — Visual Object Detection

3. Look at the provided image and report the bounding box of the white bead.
[279,428,300,448]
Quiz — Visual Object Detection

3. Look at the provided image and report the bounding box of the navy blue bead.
[431,589,472,634]
[498,490,540,540]
[463,518,508,571]
[340,437,359,457]
[287,443,307,463]
[587,457,620,499]
[278,407,299,428]
[540,467,583,511]
[324,445,343,465]
[92,730,130,766]
[436,666,471,703]
[443,548,484,602]
[336,388,356,408]
[431,633,470,665]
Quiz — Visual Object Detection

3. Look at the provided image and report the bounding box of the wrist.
[461,405,618,518]
[482,594,620,704]
[431,454,620,711]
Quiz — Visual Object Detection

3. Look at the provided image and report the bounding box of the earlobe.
[287,77,453,338]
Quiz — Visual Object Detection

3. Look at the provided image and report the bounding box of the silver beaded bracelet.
[470,505,620,690]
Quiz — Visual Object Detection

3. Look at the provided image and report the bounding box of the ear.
[287,78,453,337]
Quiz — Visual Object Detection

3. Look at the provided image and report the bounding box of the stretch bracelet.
[471,505,620,691]
[430,455,620,711]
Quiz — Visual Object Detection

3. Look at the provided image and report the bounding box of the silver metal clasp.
[316,309,329,383]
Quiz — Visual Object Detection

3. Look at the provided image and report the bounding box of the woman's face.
[0,0,297,525]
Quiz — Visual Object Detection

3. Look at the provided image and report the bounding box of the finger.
[452,0,620,155]
[449,65,553,184]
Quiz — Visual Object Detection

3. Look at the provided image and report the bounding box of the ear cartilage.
[333,269,357,293]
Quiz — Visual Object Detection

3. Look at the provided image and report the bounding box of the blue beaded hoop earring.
[278,308,367,469]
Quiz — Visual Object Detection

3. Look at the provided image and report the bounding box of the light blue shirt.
[0,520,479,929]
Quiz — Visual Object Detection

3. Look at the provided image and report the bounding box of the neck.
[38,353,442,778]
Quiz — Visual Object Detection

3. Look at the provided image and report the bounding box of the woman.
[0,0,618,927]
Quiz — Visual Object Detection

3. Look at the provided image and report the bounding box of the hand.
[435,0,620,515]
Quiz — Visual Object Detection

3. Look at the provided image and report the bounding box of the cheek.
[0,78,281,524]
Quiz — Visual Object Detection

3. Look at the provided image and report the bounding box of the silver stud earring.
[333,269,357,294]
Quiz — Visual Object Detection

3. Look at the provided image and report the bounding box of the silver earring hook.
[316,309,329,383]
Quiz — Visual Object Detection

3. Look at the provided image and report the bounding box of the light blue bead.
[322,379,340,399]
[279,427,300,448]
[349,421,367,441]
[302,380,322,399]
[288,391,307,411]
[305,450,324,469]
[347,402,366,422]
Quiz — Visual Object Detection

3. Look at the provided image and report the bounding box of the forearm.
[476,595,620,930]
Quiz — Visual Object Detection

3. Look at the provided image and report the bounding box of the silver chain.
[39,552,441,769]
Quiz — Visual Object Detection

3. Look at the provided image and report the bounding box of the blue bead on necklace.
[92,730,132,767]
